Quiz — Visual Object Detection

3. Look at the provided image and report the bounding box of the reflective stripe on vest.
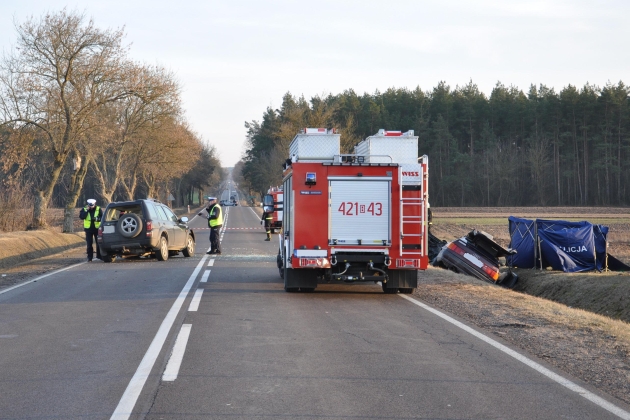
[208,204,223,227]
[84,206,101,229]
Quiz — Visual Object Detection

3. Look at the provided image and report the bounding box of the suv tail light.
[97,227,103,242]
[146,221,153,237]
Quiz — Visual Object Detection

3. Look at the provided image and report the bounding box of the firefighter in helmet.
[261,210,272,241]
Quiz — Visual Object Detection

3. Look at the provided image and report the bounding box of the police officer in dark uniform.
[199,197,223,254]
[79,198,103,262]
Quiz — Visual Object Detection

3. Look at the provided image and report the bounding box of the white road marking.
[110,255,208,420]
[162,324,192,381]
[188,288,204,311]
[0,262,86,296]
[399,294,630,420]
[207,259,215,267]
[248,206,260,219]
[200,270,211,283]
[219,211,228,242]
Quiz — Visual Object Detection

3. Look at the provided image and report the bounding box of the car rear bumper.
[438,248,496,283]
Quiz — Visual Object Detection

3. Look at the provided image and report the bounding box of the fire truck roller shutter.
[277,193,283,222]
[329,178,391,246]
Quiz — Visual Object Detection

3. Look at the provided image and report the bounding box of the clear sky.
[1,0,628,167]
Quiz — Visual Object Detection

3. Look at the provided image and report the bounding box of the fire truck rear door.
[328,177,391,246]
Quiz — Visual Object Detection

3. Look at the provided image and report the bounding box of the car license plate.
[103,225,115,234]
[464,252,483,268]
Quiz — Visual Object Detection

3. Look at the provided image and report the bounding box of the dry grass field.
[419,207,630,405]
[430,207,630,321]
[431,206,630,264]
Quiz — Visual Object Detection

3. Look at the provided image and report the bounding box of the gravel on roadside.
[415,267,630,407]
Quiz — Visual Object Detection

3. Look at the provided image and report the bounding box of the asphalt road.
[1,203,629,419]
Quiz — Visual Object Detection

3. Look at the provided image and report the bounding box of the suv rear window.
[104,205,143,222]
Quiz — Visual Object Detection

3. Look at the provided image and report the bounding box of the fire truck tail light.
[299,258,330,268]
[396,259,420,268]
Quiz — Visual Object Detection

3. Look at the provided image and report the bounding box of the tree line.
[0,10,220,232]
[239,81,630,207]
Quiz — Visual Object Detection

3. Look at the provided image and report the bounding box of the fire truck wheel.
[398,288,414,294]
[382,283,397,294]
[277,251,284,279]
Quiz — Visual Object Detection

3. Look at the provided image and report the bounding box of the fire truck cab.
[262,186,283,233]
[277,128,429,293]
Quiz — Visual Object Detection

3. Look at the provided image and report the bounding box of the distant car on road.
[97,198,195,262]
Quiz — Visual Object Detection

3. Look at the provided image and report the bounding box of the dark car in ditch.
[97,198,195,262]
[435,229,518,288]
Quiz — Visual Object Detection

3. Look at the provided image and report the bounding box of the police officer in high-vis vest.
[198,197,223,255]
[79,198,103,262]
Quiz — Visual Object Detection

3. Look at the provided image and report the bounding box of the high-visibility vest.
[208,204,223,227]
[84,206,101,229]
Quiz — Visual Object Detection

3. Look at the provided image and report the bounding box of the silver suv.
[97,199,195,262]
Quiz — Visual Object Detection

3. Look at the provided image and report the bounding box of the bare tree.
[0,10,131,229]
[90,64,181,204]
[118,117,200,201]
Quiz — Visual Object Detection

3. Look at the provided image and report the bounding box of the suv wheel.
[182,235,195,257]
[117,214,143,238]
[156,236,169,261]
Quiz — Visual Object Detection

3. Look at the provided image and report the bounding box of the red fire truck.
[277,128,429,293]
[262,186,283,233]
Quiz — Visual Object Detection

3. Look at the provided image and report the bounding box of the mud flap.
[284,268,318,290]
[384,269,418,290]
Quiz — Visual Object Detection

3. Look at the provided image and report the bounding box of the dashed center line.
[188,288,204,311]
[162,324,192,382]
[207,259,215,267]
[110,255,208,420]
[200,270,211,283]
